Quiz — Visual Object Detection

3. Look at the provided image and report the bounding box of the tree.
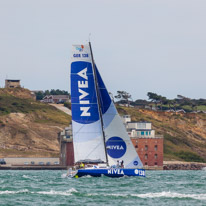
[115,91,132,107]
[147,92,161,110]
[35,91,44,100]
[147,92,168,110]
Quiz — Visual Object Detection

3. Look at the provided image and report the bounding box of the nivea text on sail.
[77,67,91,117]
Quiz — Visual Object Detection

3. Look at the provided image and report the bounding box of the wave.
[22,175,32,179]
[0,189,29,194]
[0,188,77,196]
[1,189,205,200]
[132,191,206,200]
[87,191,206,200]
[61,173,68,178]
[35,188,77,196]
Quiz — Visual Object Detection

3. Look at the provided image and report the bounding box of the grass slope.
[0,88,71,157]
[117,106,206,163]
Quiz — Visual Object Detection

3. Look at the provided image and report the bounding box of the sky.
[0,0,206,100]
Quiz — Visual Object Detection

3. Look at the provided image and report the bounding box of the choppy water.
[0,170,206,206]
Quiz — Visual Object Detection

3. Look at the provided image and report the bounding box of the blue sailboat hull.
[76,168,145,178]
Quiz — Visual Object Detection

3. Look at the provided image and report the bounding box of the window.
[145,145,148,151]
[155,162,157,165]
[141,131,144,135]
[146,131,148,136]
[155,145,158,151]
[145,162,148,165]
[135,145,138,148]
[155,154,157,159]
[145,154,148,160]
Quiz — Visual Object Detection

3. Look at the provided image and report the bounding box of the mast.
[89,41,109,166]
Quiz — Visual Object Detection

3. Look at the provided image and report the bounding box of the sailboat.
[69,42,145,178]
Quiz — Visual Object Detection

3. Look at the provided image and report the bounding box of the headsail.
[95,66,143,168]
[71,44,106,163]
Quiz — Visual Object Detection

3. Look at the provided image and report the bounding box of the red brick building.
[131,137,163,169]
[122,115,164,169]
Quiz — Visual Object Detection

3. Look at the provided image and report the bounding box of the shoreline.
[1,162,206,170]
[163,161,206,170]
[0,165,67,170]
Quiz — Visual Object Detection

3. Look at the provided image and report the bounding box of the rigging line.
[85,141,105,161]
[89,41,109,166]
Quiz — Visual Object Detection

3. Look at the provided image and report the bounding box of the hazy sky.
[0,0,206,100]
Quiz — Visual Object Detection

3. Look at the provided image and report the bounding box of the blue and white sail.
[95,67,143,168]
[71,44,106,163]
[71,43,143,168]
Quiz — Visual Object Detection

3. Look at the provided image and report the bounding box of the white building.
[122,115,155,138]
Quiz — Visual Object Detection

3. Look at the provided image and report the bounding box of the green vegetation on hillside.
[114,91,206,112]
[0,88,71,125]
[117,106,206,163]
[35,89,70,100]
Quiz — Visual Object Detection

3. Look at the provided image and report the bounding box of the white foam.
[131,192,206,200]
[0,188,78,196]
[61,173,67,178]
[87,191,206,200]
[35,188,78,196]
[22,175,31,179]
[0,189,29,195]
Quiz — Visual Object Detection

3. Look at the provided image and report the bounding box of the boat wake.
[61,173,68,178]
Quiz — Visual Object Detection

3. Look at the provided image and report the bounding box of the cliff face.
[1,88,206,162]
[117,107,206,162]
[0,88,70,158]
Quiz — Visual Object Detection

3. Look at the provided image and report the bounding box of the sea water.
[0,170,206,206]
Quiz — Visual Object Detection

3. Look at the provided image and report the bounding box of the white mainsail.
[71,44,106,163]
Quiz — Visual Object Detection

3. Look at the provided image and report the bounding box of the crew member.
[121,160,124,168]
[116,160,120,168]
[80,162,84,168]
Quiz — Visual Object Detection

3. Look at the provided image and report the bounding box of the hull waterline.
[75,168,145,178]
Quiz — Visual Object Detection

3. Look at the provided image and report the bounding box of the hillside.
[117,106,206,162]
[1,88,206,162]
[0,88,71,157]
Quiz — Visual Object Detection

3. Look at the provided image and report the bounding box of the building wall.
[66,142,74,166]
[121,115,131,124]
[5,80,21,88]
[127,122,152,130]
[131,137,163,167]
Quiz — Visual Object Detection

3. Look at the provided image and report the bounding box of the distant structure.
[58,115,163,169]
[122,115,163,169]
[58,125,74,166]
[5,79,21,88]
[42,95,70,104]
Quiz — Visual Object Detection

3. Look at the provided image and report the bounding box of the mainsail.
[71,44,106,163]
[71,43,143,168]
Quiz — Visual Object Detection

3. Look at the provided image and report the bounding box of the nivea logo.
[106,136,127,158]
[133,161,138,166]
[71,62,100,124]
[75,45,84,52]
